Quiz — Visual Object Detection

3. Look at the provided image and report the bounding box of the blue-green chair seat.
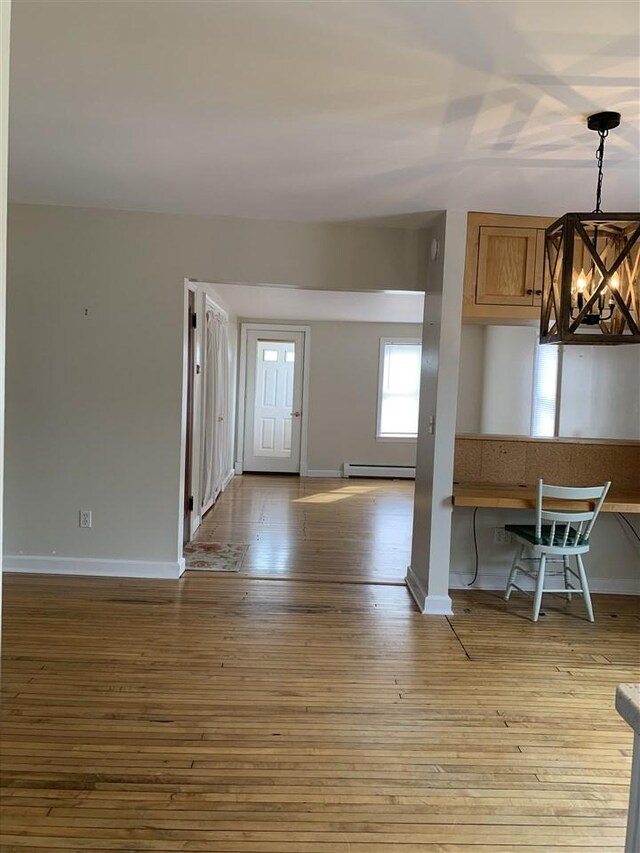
[505,524,589,547]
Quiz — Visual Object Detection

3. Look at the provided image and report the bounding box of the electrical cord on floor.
[617,512,640,544]
[468,506,479,586]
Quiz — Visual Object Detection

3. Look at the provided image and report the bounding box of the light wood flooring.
[1,475,639,852]
[195,475,414,584]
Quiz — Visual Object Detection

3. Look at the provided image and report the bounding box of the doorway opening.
[179,281,424,582]
[181,282,234,547]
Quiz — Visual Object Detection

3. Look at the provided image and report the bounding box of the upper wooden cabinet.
[464,212,555,322]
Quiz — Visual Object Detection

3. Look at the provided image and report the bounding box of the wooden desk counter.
[453,483,640,514]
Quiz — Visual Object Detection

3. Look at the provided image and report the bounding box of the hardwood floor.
[2,476,639,851]
[195,475,414,584]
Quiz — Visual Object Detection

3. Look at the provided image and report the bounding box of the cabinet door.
[476,227,538,305]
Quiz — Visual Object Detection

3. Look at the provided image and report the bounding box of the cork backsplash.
[454,435,640,491]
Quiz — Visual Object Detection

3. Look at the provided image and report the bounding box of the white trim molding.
[423,594,454,616]
[303,469,343,478]
[4,556,186,580]
[406,566,454,615]
[449,570,640,596]
[376,337,421,440]
[405,565,427,610]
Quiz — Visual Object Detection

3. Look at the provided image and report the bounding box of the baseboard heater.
[343,463,416,479]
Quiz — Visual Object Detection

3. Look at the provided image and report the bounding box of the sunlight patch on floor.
[293,492,351,504]
[293,484,382,503]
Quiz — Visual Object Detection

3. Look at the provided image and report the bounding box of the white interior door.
[243,330,305,473]
[201,299,230,514]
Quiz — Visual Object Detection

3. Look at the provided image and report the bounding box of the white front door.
[243,330,305,473]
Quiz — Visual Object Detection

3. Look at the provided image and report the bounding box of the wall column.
[0,1,11,637]
[406,210,466,615]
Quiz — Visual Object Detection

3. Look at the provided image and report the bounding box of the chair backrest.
[535,479,611,548]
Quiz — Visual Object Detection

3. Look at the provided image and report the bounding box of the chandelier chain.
[593,128,608,214]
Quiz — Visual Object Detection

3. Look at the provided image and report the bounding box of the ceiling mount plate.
[587,111,621,133]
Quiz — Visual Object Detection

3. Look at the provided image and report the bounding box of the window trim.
[376,337,422,442]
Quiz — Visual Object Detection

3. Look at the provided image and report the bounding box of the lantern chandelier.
[540,111,640,345]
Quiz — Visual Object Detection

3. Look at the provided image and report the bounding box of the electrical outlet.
[79,510,92,529]
[493,527,511,545]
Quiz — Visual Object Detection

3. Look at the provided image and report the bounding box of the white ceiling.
[204,283,425,324]
[9,0,640,222]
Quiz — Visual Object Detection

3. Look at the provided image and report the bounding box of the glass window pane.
[380,394,419,435]
[379,342,421,437]
[263,349,278,362]
[384,344,421,395]
[285,351,295,363]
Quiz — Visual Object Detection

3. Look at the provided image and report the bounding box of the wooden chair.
[504,479,611,622]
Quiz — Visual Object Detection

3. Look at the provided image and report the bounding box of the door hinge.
[191,312,197,329]
[188,496,194,512]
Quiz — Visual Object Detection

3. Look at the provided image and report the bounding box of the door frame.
[180,281,203,544]
[236,323,311,476]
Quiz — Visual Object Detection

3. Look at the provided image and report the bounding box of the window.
[530,343,559,437]
[377,339,421,439]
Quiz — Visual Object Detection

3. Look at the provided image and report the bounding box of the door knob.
[217,416,224,422]
[292,411,301,418]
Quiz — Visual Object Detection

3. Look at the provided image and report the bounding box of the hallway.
[194,475,414,584]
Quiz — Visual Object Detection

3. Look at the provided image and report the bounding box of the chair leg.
[576,554,595,622]
[532,555,546,623]
[505,544,523,601]
[563,557,572,601]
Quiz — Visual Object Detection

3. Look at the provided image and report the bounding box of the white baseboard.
[222,469,235,490]
[234,461,243,475]
[405,565,427,611]
[303,469,343,478]
[405,566,453,614]
[423,594,454,616]
[449,570,640,596]
[4,555,186,580]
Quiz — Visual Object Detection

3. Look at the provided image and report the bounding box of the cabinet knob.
[526,289,533,295]
[535,289,542,295]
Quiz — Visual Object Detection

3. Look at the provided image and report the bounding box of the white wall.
[0,0,11,618]
[306,322,421,473]
[456,324,485,433]
[4,204,421,571]
[450,507,640,595]
[481,325,536,435]
[458,325,640,441]
[236,320,421,475]
[559,346,640,439]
